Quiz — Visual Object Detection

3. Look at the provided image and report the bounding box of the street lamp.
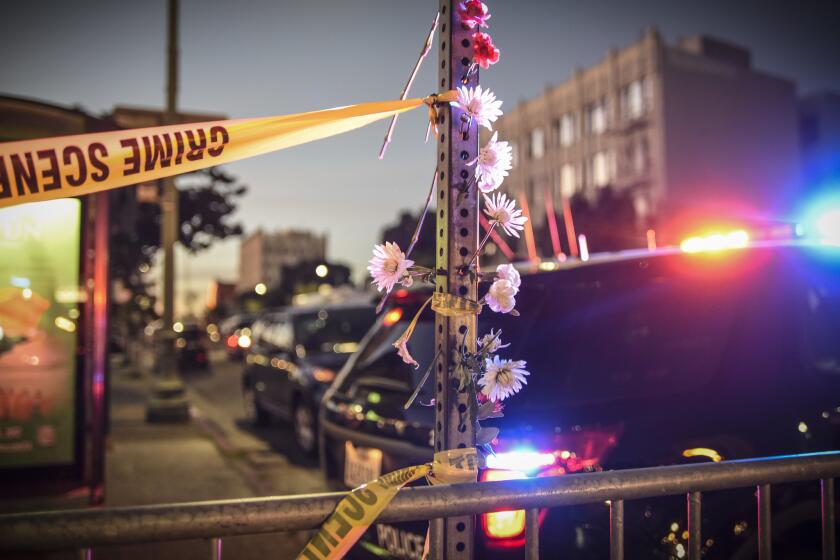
[315,264,328,278]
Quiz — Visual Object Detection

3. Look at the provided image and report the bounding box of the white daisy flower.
[485,278,516,314]
[495,264,521,292]
[472,132,512,193]
[367,242,414,294]
[478,328,510,354]
[453,85,503,131]
[483,192,528,237]
[479,356,529,402]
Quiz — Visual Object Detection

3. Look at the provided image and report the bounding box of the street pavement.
[4,350,329,560]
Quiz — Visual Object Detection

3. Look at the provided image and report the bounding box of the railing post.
[823,478,836,560]
[430,0,479,558]
[687,491,702,560]
[610,500,624,560]
[525,508,540,560]
[208,537,222,560]
[758,484,772,560]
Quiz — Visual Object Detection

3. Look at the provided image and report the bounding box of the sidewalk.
[8,361,317,560]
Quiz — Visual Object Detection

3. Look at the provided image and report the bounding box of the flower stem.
[406,169,439,259]
[465,222,496,271]
[376,169,438,314]
[404,348,442,410]
[379,12,440,159]
[459,114,473,140]
[461,62,478,85]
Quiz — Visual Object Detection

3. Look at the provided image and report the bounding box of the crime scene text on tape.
[0,91,457,209]
[297,447,478,560]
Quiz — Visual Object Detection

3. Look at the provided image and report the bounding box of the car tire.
[293,402,317,456]
[243,385,270,426]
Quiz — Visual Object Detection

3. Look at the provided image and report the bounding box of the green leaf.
[476,426,500,445]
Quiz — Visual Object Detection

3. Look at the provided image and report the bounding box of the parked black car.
[242,302,376,454]
[321,241,840,559]
[174,323,209,371]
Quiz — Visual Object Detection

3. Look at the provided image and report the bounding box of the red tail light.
[226,334,238,348]
[480,469,528,540]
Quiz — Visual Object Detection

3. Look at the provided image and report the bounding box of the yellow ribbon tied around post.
[431,292,482,317]
[0,91,457,209]
[297,447,478,560]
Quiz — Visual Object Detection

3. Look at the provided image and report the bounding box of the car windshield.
[293,306,376,353]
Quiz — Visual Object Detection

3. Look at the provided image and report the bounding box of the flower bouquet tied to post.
[368,0,530,459]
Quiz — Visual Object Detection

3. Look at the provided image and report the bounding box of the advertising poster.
[0,199,81,468]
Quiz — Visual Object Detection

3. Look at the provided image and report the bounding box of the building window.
[621,78,653,121]
[559,113,576,147]
[633,137,649,174]
[587,99,607,135]
[560,163,576,198]
[531,128,545,159]
[592,151,615,187]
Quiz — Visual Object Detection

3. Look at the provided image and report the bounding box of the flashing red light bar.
[680,229,749,253]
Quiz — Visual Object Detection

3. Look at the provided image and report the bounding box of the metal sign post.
[431,0,478,557]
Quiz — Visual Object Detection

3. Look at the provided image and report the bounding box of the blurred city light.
[53,316,76,333]
[254,283,267,295]
[578,234,589,261]
[315,264,329,278]
[173,321,184,333]
[10,276,30,288]
[682,447,722,462]
[313,368,336,383]
[383,308,403,327]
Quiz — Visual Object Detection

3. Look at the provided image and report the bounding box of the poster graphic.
[0,199,81,468]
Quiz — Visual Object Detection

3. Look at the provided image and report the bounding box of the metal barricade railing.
[1,451,839,559]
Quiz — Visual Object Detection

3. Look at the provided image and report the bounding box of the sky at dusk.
[2,0,839,317]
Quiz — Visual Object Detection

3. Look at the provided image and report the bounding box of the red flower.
[458,0,490,29]
[472,32,500,69]
[476,390,505,415]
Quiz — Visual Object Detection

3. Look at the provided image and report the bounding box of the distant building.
[237,229,327,293]
[494,28,801,248]
[799,92,840,189]
[205,280,236,313]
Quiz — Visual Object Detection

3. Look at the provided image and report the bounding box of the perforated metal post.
[431,0,478,558]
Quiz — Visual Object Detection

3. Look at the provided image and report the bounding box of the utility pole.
[430,0,478,557]
[147,0,189,422]
[162,0,179,334]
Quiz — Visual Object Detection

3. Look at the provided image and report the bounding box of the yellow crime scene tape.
[297,447,478,560]
[0,91,457,209]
